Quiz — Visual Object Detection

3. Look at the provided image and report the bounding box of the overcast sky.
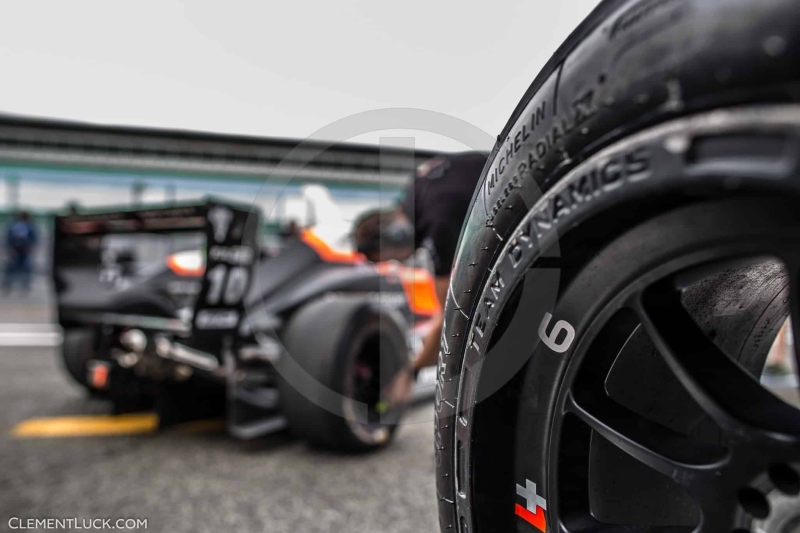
[0,1,600,152]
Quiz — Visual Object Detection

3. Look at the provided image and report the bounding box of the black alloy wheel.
[435,2,800,529]
[553,227,800,532]
[440,107,800,533]
[468,194,800,533]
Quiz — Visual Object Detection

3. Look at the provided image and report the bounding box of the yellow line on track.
[10,413,159,438]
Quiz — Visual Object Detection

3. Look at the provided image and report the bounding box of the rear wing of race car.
[53,200,261,344]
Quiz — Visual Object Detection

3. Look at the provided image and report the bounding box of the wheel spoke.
[565,392,728,493]
[692,500,739,533]
[559,514,693,533]
[635,281,800,444]
[566,308,730,493]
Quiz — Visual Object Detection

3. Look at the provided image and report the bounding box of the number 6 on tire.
[537,313,575,354]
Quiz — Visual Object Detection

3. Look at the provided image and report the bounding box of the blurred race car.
[52,199,439,451]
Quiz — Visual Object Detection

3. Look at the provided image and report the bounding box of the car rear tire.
[277,296,412,452]
[436,0,800,531]
[61,328,96,389]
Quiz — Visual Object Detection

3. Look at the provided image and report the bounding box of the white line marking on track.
[0,323,63,346]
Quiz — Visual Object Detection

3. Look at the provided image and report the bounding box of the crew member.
[3,211,38,294]
[397,152,488,372]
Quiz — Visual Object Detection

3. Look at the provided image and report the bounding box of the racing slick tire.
[277,296,413,452]
[61,328,96,390]
[436,1,800,531]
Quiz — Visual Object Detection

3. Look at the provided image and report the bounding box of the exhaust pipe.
[120,328,147,353]
[154,337,219,372]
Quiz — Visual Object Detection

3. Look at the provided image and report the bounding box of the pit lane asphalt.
[0,345,439,533]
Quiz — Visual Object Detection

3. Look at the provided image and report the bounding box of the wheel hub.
[750,469,800,533]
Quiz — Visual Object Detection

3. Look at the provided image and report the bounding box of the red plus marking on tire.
[515,479,547,532]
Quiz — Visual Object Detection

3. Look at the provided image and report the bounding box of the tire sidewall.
[61,328,96,387]
[436,0,800,529]
[437,106,800,531]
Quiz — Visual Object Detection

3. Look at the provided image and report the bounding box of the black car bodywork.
[52,200,437,447]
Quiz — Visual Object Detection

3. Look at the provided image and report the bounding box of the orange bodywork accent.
[166,254,206,277]
[300,230,366,264]
[377,263,441,316]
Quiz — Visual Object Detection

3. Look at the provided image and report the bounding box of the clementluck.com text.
[8,518,148,530]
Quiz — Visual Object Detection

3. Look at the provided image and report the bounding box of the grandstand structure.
[0,114,437,223]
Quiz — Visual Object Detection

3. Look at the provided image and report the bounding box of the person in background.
[280,219,301,240]
[352,209,415,263]
[397,152,488,373]
[3,211,38,295]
